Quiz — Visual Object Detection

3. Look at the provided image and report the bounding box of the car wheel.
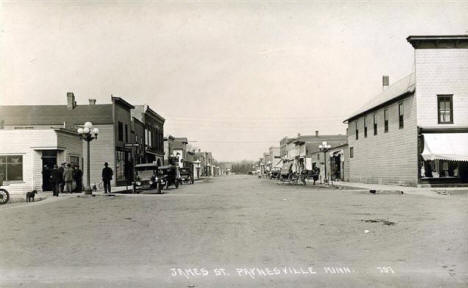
[0,189,9,205]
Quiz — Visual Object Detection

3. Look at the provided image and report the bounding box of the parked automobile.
[156,165,180,192]
[180,167,194,184]
[133,163,159,192]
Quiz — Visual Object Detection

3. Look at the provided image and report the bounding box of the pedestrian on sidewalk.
[312,166,320,185]
[63,163,74,193]
[50,164,63,196]
[102,162,113,193]
[58,163,65,194]
[73,165,83,192]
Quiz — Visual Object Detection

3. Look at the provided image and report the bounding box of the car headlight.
[149,181,153,185]
[136,181,141,186]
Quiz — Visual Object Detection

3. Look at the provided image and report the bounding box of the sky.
[1,0,468,161]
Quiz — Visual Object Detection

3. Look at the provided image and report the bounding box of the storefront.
[0,129,82,196]
[420,133,468,184]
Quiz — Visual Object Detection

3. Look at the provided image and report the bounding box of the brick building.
[131,105,165,166]
[344,35,468,186]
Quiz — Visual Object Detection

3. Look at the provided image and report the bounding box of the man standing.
[102,162,113,193]
[63,163,74,193]
[58,163,65,194]
[73,165,83,192]
[50,164,63,196]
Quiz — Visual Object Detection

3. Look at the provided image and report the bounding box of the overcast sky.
[1,0,468,161]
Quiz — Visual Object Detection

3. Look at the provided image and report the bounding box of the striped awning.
[422,133,468,162]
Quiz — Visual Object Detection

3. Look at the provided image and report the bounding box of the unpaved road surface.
[0,175,467,287]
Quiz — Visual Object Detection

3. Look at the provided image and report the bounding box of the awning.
[32,146,66,151]
[422,133,468,162]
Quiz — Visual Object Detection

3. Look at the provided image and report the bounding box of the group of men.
[43,162,114,195]
[47,163,83,196]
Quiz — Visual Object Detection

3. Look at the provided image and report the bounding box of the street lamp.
[318,141,331,184]
[77,122,99,195]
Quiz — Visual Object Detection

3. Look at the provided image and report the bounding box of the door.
[42,150,57,191]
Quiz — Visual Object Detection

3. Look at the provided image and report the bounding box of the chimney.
[89,99,96,105]
[67,92,76,110]
[315,130,319,136]
[297,133,301,137]
[382,75,389,90]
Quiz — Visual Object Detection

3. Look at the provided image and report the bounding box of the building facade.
[0,129,82,196]
[345,35,468,186]
[0,93,165,190]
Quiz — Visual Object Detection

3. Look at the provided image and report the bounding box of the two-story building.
[131,105,165,166]
[0,93,166,192]
[344,35,468,186]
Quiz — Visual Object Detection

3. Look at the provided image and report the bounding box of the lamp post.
[318,141,331,184]
[77,122,99,195]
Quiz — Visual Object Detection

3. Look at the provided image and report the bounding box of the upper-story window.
[373,113,377,135]
[399,102,404,129]
[384,109,389,133]
[355,121,359,140]
[364,116,368,138]
[118,121,123,141]
[438,95,453,124]
[350,147,354,158]
[125,124,128,142]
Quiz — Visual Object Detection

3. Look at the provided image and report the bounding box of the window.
[69,156,80,167]
[350,147,354,158]
[364,117,368,138]
[118,121,123,141]
[0,155,23,181]
[125,124,128,142]
[355,121,359,140]
[399,102,404,129]
[373,113,377,135]
[384,109,389,132]
[438,95,453,124]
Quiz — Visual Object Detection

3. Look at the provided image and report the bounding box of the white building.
[0,129,82,197]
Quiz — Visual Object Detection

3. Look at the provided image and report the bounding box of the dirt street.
[0,175,467,287]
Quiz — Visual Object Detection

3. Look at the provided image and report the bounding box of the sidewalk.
[330,180,468,197]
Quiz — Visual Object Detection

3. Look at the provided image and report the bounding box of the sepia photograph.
[0,0,467,287]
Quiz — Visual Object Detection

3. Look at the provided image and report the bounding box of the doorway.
[41,150,57,191]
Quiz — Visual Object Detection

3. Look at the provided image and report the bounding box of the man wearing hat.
[102,162,113,193]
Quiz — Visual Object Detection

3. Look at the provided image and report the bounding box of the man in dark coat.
[73,165,83,192]
[102,162,113,193]
[58,163,65,194]
[50,164,63,196]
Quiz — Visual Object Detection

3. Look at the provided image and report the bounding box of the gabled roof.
[306,139,348,154]
[174,137,188,144]
[0,104,114,126]
[344,73,415,123]
[287,134,347,145]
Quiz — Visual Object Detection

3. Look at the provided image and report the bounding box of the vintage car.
[133,163,159,192]
[179,167,194,184]
[133,164,180,193]
[156,165,180,191]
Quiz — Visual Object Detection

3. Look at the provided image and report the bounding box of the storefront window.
[116,150,125,181]
[0,155,23,181]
